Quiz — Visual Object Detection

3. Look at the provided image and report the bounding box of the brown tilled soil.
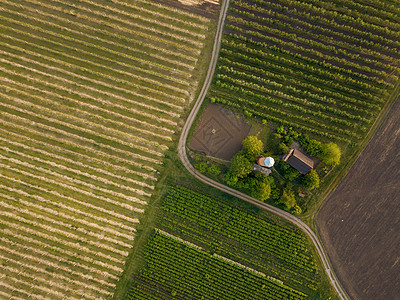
[317,96,400,300]
[189,103,252,160]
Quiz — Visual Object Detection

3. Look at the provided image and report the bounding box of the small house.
[283,149,313,174]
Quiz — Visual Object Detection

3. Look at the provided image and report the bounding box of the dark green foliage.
[251,181,271,201]
[292,204,302,215]
[304,139,322,156]
[226,151,253,183]
[303,170,320,190]
[250,173,272,201]
[279,186,296,209]
[244,110,253,117]
[194,162,208,173]
[278,142,290,154]
[207,164,221,175]
[276,160,300,181]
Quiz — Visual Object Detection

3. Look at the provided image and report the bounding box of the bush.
[276,125,286,135]
[283,135,293,147]
[277,161,300,181]
[207,165,221,176]
[194,162,208,173]
[292,204,302,215]
[244,110,253,117]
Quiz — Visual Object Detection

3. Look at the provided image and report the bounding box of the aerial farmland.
[0,0,399,300]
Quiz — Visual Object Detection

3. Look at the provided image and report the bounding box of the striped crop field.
[0,0,215,298]
[208,0,400,143]
[128,185,336,299]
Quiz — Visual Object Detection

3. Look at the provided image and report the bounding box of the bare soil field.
[317,96,400,300]
[189,103,251,160]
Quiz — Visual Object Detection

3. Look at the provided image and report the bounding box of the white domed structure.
[257,156,275,168]
[264,157,275,168]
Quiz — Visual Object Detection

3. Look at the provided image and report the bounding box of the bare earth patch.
[189,103,251,160]
[317,96,400,300]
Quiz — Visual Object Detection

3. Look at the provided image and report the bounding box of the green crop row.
[129,231,307,300]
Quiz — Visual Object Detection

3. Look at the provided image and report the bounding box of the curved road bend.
[177,0,349,299]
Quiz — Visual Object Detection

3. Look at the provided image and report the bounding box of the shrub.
[194,162,208,173]
[207,165,221,176]
[305,139,322,156]
[244,110,253,117]
[278,142,290,154]
[292,204,302,215]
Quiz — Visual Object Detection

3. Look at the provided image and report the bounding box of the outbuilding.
[257,156,275,168]
[283,149,314,174]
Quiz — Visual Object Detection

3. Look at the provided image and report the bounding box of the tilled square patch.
[189,103,251,160]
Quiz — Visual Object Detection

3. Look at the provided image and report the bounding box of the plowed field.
[317,96,400,300]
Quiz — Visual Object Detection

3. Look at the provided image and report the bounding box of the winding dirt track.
[177,0,349,299]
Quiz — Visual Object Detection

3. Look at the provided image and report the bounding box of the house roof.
[285,149,314,174]
[253,164,271,175]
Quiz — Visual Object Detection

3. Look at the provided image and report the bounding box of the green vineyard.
[129,185,336,299]
[0,0,214,298]
[129,231,307,300]
[208,0,400,142]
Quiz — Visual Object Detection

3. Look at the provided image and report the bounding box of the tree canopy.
[242,136,264,158]
[320,142,341,165]
[279,186,296,209]
[303,169,320,190]
[226,151,253,186]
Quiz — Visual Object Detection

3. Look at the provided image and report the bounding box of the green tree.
[303,169,320,190]
[320,142,341,165]
[251,181,271,202]
[279,186,296,209]
[226,152,253,186]
[242,136,264,158]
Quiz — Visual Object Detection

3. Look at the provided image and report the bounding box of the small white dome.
[264,157,275,168]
